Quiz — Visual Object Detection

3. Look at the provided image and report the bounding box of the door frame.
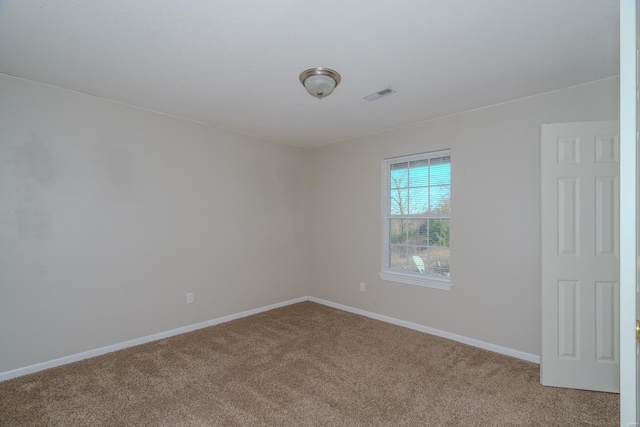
[619,0,637,424]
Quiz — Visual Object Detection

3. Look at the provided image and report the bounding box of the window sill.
[379,270,452,291]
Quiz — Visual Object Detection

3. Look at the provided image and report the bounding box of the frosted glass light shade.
[299,68,341,99]
[304,75,337,98]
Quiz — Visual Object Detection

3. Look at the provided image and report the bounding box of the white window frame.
[380,149,452,291]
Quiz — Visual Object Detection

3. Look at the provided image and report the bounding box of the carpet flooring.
[0,301,619,426]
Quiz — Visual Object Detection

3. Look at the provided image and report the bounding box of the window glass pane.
[431,155,450,166]
[428,247,450,276]
[390,189,408,215]
[383,149,451,284]
[409,248,428,273]
[429,185,450,213]
[390,162,409,189]
[430,159,450,186]
[408,187,429,215]
[407,219,428,245]
[428,218,450,247]
[390,245,408,270]
[389,219,407,244]
[408,159,430,187]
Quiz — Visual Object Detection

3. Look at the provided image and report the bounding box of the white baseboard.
[1,295,539,382]
[0,296,307,382]
[308,297,540,364]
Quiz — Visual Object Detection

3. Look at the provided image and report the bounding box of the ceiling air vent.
[363,88,396,101]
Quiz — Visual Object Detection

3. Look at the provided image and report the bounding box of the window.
[380,149,451,290]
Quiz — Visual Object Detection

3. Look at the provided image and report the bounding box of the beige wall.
[0,75,309,372]
[0,74,620,374]
[308,78,620,356]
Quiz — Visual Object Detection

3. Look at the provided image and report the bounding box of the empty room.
[0,1,635,426]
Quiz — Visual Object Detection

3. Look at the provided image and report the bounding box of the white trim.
[309,297,540,364]
[0,297,307,382]
[619,0,637,423]
[1,295,540,382]
[379,270,452,290]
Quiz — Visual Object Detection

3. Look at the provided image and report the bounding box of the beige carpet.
[0,302,618,426]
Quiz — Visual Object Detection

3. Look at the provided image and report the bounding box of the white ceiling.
[0,1,620,148]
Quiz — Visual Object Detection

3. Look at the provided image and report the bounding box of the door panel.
[595,281,617,362]
[540,120,620,393]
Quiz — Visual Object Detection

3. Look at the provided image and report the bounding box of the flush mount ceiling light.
[299,67,341,99]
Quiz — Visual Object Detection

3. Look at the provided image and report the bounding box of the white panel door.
[541,120,620,392]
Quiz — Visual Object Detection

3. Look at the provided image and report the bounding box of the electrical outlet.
[360,282,365,292]
[187,293,194,304]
